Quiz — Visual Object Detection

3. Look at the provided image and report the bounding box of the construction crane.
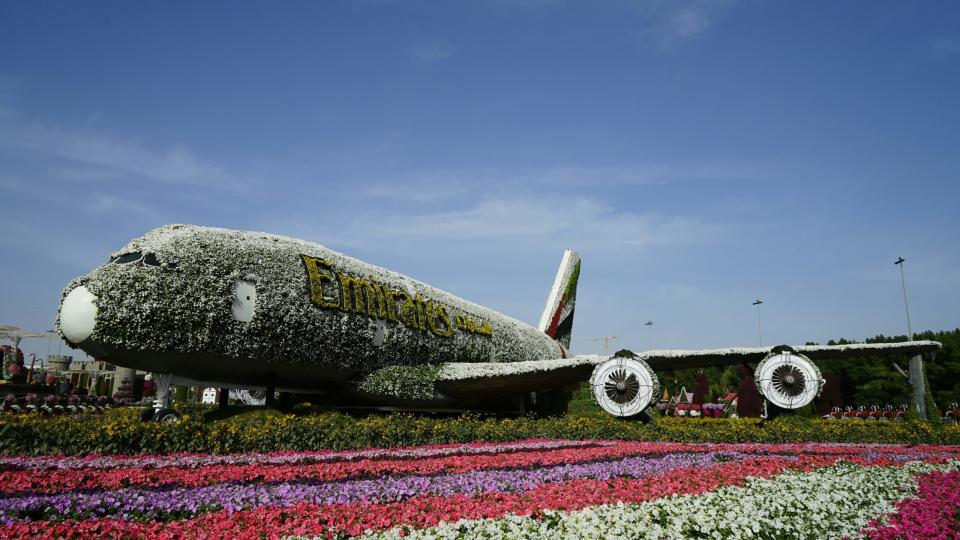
[0,326,56,378]
[0,326,56,349]
[584,335,618,356]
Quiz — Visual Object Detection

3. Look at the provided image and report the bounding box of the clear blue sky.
[1,1,958,361]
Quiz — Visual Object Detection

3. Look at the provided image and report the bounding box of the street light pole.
[753,299,763,346]
[894,257,913,340]
[895,257,927,420]
[644,321,654,350]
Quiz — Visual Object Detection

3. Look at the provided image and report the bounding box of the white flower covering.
[636,341,941,360]
[58,225,565,375]
[638,341,941,370]
[436,340,941,386]
[438,355,604,381]
[363,460,960,539]
[58,224,941,401]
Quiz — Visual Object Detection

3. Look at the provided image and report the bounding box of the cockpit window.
[110,252,142,264]
[108,251,167,268]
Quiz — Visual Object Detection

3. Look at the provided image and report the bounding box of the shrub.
[0,408,958,456]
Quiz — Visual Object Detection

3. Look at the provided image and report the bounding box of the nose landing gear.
[139,373,181,422]
[151,407,181,422]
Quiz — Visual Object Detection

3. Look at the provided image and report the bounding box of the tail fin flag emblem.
[537,250,581,349]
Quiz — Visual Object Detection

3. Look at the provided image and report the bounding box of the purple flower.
[0,439,611,472]
[0,452,744,523]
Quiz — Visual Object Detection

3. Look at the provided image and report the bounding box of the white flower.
[363,460,960,540]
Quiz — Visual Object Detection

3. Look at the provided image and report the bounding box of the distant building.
[39,357,208,403]
[44,357,146,397]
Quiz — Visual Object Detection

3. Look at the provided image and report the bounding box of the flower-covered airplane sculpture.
[57,225,940,421]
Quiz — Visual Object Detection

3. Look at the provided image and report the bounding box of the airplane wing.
[590,340,941,417]
[636,340,941,370]
[433,340,941,398]
[436,356,604,397]
[170,341,940,406]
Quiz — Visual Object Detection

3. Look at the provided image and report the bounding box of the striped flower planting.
[0,440,957,539]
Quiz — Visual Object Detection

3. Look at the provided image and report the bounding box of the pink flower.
[861,469,960,540]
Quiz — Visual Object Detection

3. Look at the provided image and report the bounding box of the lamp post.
[644,321,654,350]
[894,257,913,340]
[895,256,926,419]
[753,299,763,346]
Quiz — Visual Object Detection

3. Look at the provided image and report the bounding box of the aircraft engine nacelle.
[590,356,660,418]
[754,348,825,410]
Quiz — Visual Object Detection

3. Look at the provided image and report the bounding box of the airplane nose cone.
[60,286,98,343]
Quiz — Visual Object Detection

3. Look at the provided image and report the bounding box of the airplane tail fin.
[537,249,581,349]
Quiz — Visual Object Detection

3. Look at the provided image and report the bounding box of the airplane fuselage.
[58,225,567,395]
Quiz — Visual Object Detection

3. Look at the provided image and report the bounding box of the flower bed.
[0,440,958,538]
[859,469,960,539]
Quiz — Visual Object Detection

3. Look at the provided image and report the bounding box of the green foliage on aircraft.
[358,365,442,401]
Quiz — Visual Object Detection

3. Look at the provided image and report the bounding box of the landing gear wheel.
[152,408,181,423]
[139,407,156,422]
[590,356,660,418]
